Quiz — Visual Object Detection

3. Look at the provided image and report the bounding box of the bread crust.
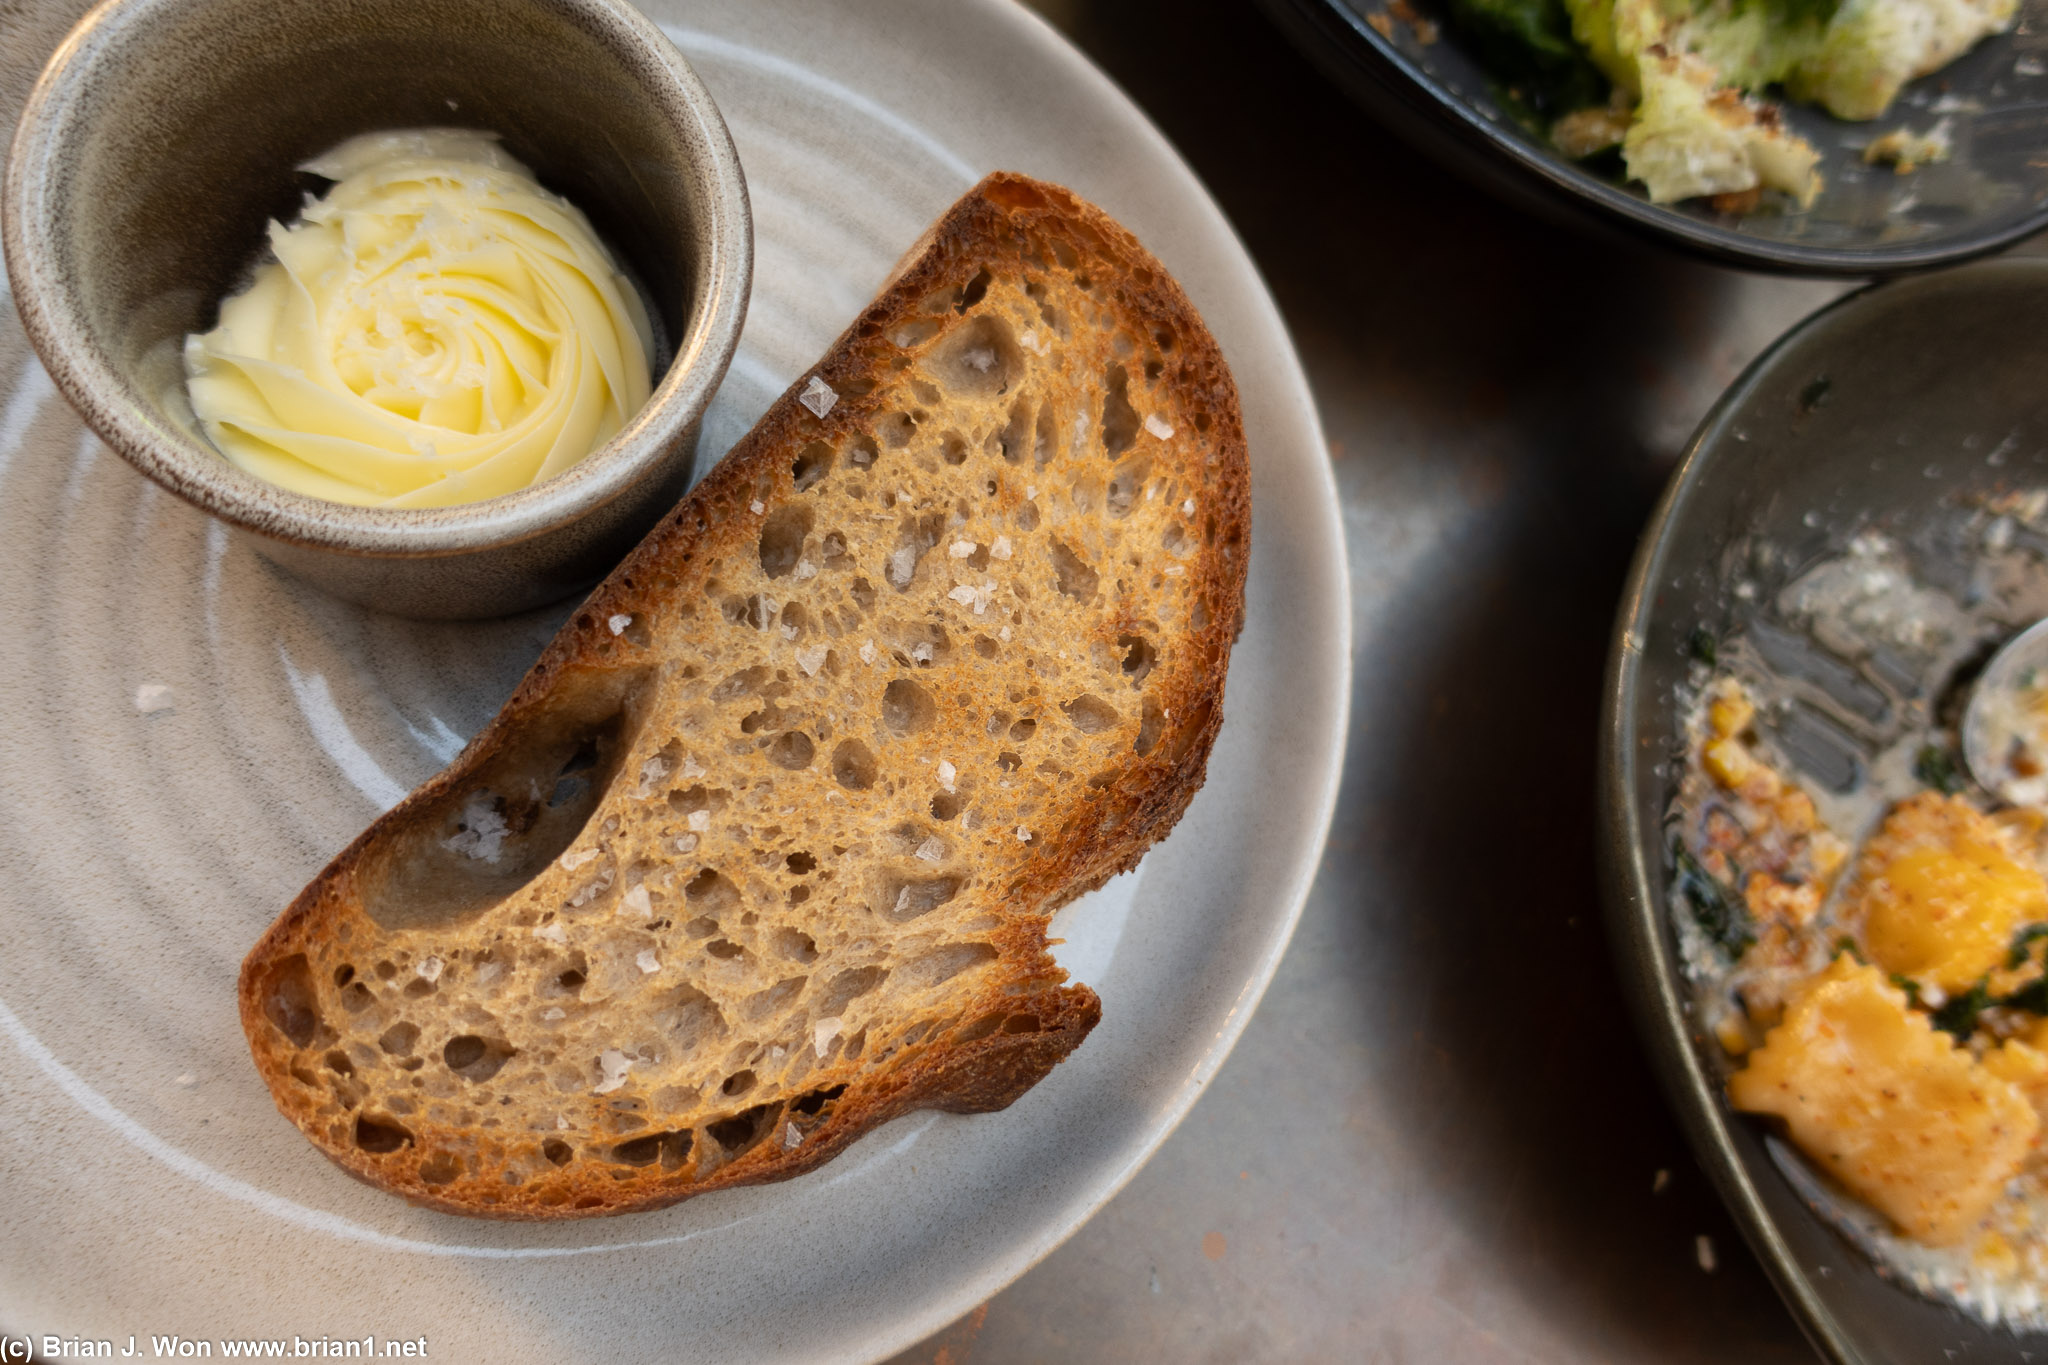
[238,173,1249,1218]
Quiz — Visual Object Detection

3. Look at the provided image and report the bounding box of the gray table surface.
[887,2,2046,1361]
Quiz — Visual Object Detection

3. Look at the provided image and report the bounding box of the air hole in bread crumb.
[1064,695,1120,734]
[258,955,320,1047]
[1135,699,1166,757]
[786,851,817,875]
[354,1114,413,1154]
[847,433,880,471]
[832,739,878,790]
[333,964,355,988]
[712,666,770,703]
[901,942,998,992]
[958,267,992,313]
[773,928,819,963]
[1118,635,1157,686]
[879,875,963,923]
[1101,363,1140,459]
[744,976,808,1021]
[954,1012,1005,1044]
[1107,457,1149,519]
[792,442,834,492]
[875,412,916,449]
[340,981,375,1013]
[444,1035,515,1083]
[767,731,815,770]
[758,504,813,579]
[792,1083,847,1116]
[707,1104,775,1154]
[379,1022,420,1056]
[1009,717,1039,742]
[1048,539,1098,602]
[929,313,1019,400]
[323,1049,353,1076]
[885,512,945,591]
[418,1152,462,1185]
[931,791,964,821]
[817,965,890,1018]
[1003,1014,1043,1035]
[542,1138,573,1166]
[890,317,941,347]
[722,1070,756,1097]
[610,1130,691,1169]
[653,985,725,1054]
[684,869,740,917]
[941,432,968,466]
[706,939,746,960]
[881,679,936,735]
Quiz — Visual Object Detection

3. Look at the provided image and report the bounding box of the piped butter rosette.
[184,129,655,508]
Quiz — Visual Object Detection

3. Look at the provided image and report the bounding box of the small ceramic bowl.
[3,0,751,619]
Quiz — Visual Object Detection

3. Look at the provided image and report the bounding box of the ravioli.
[1730,957,2038,1245]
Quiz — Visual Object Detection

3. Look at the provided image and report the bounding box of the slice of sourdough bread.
[239,172,1250,1218]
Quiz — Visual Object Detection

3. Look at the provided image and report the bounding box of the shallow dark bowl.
[4,0,751,618]
[1262,0,2048,275]
[1602,256,2048,1361]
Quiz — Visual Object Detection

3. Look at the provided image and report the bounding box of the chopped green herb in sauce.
[1675,843,1754,956]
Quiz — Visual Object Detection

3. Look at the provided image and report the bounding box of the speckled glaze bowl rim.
[1,0,752,559]
[1599,256,2048,1365]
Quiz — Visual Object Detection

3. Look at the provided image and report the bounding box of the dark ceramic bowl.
[1261,0,2048,275]
[4,0,751,619]
[1602,257,2048,1361]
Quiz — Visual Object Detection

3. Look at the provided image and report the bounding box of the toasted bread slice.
[239,173,1250,1218]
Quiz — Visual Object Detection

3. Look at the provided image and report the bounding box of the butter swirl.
[184,130,655,508]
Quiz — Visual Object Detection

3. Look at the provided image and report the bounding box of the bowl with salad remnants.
[1259,0,2048,273]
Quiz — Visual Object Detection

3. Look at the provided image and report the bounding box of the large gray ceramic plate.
[1264,0,2048,274]
[0,1,1350,1359]
[1603,257,2048,1362]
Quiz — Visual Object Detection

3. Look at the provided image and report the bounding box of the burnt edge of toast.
[238,172,1252,1218]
